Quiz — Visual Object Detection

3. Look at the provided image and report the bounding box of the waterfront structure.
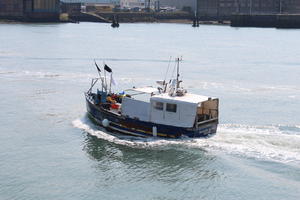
[159,0,197,12]
[61,1,119,12]
[0,0,24,19]
[28,0,60,20]
[281,0,300,14]
[61,2,82,14]
[198,0,279,20]
[120,0,144,9]
[84,3,115,12]
[0,0,60,21]
[197,0,300,20]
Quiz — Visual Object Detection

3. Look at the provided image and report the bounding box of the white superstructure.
[120,58,219,128]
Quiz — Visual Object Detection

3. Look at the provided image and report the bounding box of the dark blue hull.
[86,96,218,138]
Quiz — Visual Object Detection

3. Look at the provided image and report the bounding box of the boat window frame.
[166,103,177,113]
[153,101,164,111]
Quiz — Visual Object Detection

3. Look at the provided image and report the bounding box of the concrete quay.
[231,14,300,29]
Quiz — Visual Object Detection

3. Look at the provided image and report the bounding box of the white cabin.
[121,87,219,128]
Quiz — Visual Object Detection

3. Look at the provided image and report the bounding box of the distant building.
[234,0,279,14]
[32,0,60,12]
[60,0,120,5]
[61,2,82,14]
[120,0,144,8]
[197,0,300,21]
[85,3,115,12]
[159,0,197,12]
[25,0,60,21]
[0,0,60,21]
[0,0,24,18]
[61,1,120,12]
[282,0,300,14]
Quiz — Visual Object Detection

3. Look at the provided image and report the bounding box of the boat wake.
[0,69,94,82]
[72,119,180,148]
[72,119,300,164]
[209,124,300,164]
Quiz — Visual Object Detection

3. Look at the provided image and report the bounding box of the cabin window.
[154,101,164,110]
[166,103,177,113]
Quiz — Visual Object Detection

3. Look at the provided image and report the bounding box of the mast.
[104,70,107,92]
[94,60,104,92]
[176,57,182,92]
[168,57,183,96]
[109,72,112,94]
[176,57,180,90]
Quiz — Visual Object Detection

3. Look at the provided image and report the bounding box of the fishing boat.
[85,58,219,138]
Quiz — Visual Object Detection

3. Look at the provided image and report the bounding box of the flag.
[104,64,112,73]
[94,61,101,72]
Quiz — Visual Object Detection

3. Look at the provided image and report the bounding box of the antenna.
[176,57,182,91]
[109,72,112,94]
[164,56,172,83]
[94,59,105,92]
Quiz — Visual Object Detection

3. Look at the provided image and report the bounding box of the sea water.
[0,23,299,200]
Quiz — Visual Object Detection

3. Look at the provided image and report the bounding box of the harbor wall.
[231,14,300,28]
[69,12,110,23]
[83,11,193,23]
[277,14,300,28]
[197,0,300,21]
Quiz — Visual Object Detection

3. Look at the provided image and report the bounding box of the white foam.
[72,119,300,164]
[185,81,225,90]
[0,50,19,56]
[203,124,300,164]
[259,85,300,92]
[184,81,300,95]
[0,69,150,88]
[0,69,95,82]
[0,71,16,75]
[72,119,174,148]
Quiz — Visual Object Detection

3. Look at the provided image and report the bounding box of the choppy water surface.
[0,23,300,200]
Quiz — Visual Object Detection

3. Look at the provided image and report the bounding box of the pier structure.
[197,0,300,28]
[197,0,300,20]
[231,14,300,28]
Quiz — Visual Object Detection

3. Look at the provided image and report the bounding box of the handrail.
[87,78,101,94]
[197,118,218,125]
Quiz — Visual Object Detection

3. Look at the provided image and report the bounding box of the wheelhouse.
[120,87,219,128]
